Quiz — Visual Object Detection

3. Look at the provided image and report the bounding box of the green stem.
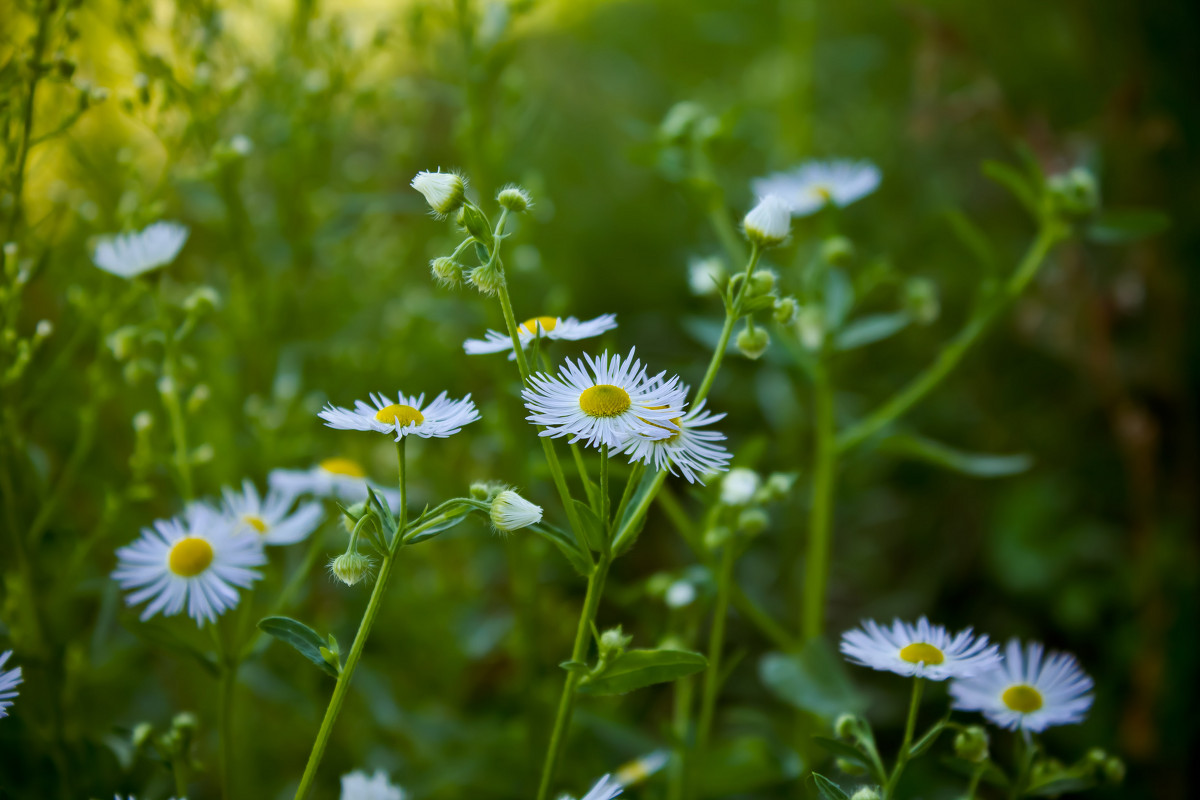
[695,542,735,757]
[884,677,924,798]
[611,469,668,553]
[599,444,610,538]
[611,462,645,534]
[218,661,237,800]
[693,243,762,406]
[801,358,837,640]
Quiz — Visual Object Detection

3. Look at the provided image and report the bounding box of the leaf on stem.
[758,640,865,718]
[810,772,852,800]
[811,736,872,767]
[527,522,592,575]
[572,500,606,552]
[824,268,855,330]
[877,432,1033,478]
[577,648,707,695]
[1085,208,1169,244]
[982,160,1040,218]
[257,616,339,678]
[834,312,911,351]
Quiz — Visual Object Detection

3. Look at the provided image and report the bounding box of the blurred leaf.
[559,660,589,674]
[824,268,854,330]
[982,160,1039,216]
[878,432,1033,477]
[834,312,911,351]
[129,620,218,677]
[758,640,865,717]
[694,736,797,797]
[528,523,592,575]
[258,616,339,678]
[1085,208,1169,244]
[1026,777,1095,796]
[577,648,707,695]
[812,736,871,767]
[908,719,947,757]
[614,468,660,554]
[943,209,998,272]
[811,772,851,800]
[573,500,606,552]
[405,505,474,544]
[942,757,1010,787]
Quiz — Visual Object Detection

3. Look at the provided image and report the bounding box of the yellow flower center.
[320,457,365,477]
[168,537,214,577]
[579,384,632,418]
[899,642,945,665]
[374,404,425,426]
[815,185,833,201]
[520,316,559,335]
[1002,684,1044,713]
[242,515,268,534]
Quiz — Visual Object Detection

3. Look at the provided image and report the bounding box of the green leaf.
[834,312,911,351]
[877,432,1033,478]
[258,616,339,678]
[824,268,854,330]
[943,209,998,272]
[982,160,1039,217]
[811,772,851,800]
[577,648,707,695]
[758,640,865,718]
[693,735,800,797]
[474,242,489,263]
[405,502,475,544]
[1026,777,1095,796]
[572,499,606,552]
[129,620,218,677]
[811,736,871,767]
[941,757,1010,787]
[528,523,592,575]
[613,468,660,554]
[559,660,590,674]
[908,719,946,758]
[1085,208,1169,244]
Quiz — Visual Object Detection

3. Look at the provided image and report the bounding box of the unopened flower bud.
[1102,757,1125,784]
[490,490,542,532]
[497,185,533,213]
[456,203,493,246]
[737,508,769,536]
[820,236,855,266]
[749,269,776,296]
[743,195,791,247]
[763,472,797,501]
[834,713,859,740]
[735,324,770,360]
[430,257,463,288]
[410,170,467,218]
[599,626,632,658]
[342,501,368,534]
[470,480,507,501]
[953,725,989,763]
[133,411,154,432]
[903,277,939,325]
[1046,167,1099,217]
[688,256,726,297]
[720,468,760,506]
[35,319,53,339]
[330,552,374,586]
[703,525,732,550]
[469,263,504,296]
[171,711,198,733]
[773,296,798,324]
[850,789,881,800]
[1031,758,1063,784]
[108,325,139,361]
[665,580,696,609]
[183,286,220,314]
[659,100,706,142]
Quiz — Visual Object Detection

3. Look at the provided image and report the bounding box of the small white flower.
[410,170,466,218]
[620,392,731,484]
[720,468,760,505]
[340,768,405,800]
[269,459,401,507]
[949,639,1094,732]
[219,478,324,546]
[92,221,189,279]
[319,391,480,441]
[840,617,1001,681]
[581,775,623,800]
[523,348,686,451]
[112,503,266,625]
[464,314,617,360]
[742,195,791,246]
[753,159,881,217]
[688,256,726,296]
[665,581,696,609]
[490,490,543,532]
[0,650,22,719]
[615,750,670,786]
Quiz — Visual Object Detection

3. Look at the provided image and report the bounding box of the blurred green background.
[1,0,1196,797]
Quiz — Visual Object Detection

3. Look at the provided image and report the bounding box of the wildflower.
[319,391,480,441]
[720,468,760,505]
[523,348,686,450]
[840,617,1001,681]
[615,750,670,786]
[329,552,375,587]
[850,789,881,800]
[269,459,401,506]
[742,195,791,247]
[340,768,405,800]
[620,393,731,484]
[949,639,1094,732]
[0,650,22,719]
[497,184,533,213]
[489,490,543,532]
[581,775,623,800]
[112,503,266,624]
[464,313,617,360]
[410,170,466,218]
[752,159,881,217]
[91,221,189,279]
[687,256,725,296]
[219,479,323,546]
[665,580,696,608]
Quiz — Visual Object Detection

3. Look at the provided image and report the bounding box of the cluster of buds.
[702,468,795,551]
[130,712,202,786]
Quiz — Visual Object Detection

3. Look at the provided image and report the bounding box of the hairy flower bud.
[469,263,505,296]
[953,725,989,763]
[736,324,770,360]
[490,490,542,532]
[1046,167,1099,217]
[430,257,464,288]
[737,508,769,536]
[850,789,881,800]
[497,185,533,213]
[411,170,466,218]
[773,296,798,325]
[748,269,777,296]
[903,277,939,325]
[743,195,791,247]
[599,626,632,659]
[821,235,855,267]
[330,552,374,586]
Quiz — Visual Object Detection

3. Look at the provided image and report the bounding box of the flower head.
[581,775,623,800]
[949,639,1094,732]
[523,348,686,450]
[0,650,22,719]
[411,170,466,218]
[840,617,1001,681]
[219,479,323,546]
[752,159,881,217]
[319,391,480,441]
[490,490,543,532]
[620,390,731,484]
[465,314,617,360]
[719,468,760,506]
[497,184,533,213]
[340,768,405,800]
[742,195,791,246]
[92,221,189,279]
[329,552,375,587]
[113,503,266,624]
[269,459,401,507]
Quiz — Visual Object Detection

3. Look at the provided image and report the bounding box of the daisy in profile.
[112,503,266,624]
[0,650,22,719]
[752,159,881,217]
[219,479,324,546]
[464,313,617,360]
[581,775,623,800]
[840,617,1001,681]
[523,348,686,450]
[950,639,1094,733]
[620,387,731,483]
[615,750,670,787]
[340,768,405,800]
[92,221,190,279]
[319,391,480,441]
[269,459,401,507]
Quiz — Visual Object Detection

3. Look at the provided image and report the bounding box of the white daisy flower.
[752,159,881,217]
[340,768,405,800]
[582,775,623,800]
[719,468,760,506]
[0,650,22,719]
[688,256,726,296]
[464,313,618,360]
[616,751,670,786]
[269,459,401,507]
[489,490,543,532]
[742,194,791,246]
[840,617,1001,681]
[620,390,731,484]
[949,639,1094,733]
[523,348,686,450]
[319,391,480,441]
[91,221,190,279]
[112,503,267,625]
[219,478,324,546]
[410,169,466,218]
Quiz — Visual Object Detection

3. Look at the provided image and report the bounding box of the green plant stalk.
[801,357,837,640]
[599,444,610,540]
[3,0,52,242]
[218,661,237,800]
[693,243,762,406]
[293,439,408,800]
[884,677,924,798]
[695,542,736,758]
[668,613,702,800]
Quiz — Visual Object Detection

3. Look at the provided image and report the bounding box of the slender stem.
[695,542,735,757]
[218,661,237,800]
[965,763,986,799]
[668,614,702,800]
[599,444,610,537]
[173,756,189,799]
[693,243,761,406]
[611,469,668,553]
[884,677,924,798]
[4,0,52,243]
[611,462,645,533]
[801,358,837,640]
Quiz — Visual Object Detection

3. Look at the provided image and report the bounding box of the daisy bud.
[743,195,791,247]
[720,468,760,506]
[703,525,732,551]
[490,490,543,532]
[773,296,798,325]
[497,185,533,213]
[330,551,374,586]
[470,480,508,501]
[132,411,154,432]
[108,325,140,360]
[903,277,939,325]
[456,203,493,247]
[953,725,989,763]
[665,580,696,609]
[342,501,368,534]
[850,789,881,800]
[820,235,855,266]
[836,758,866,776]
[763,472,797,501]
[796,305,825,350]
[735,324,770,360]
[834,713,860,740]
[737,508,769,536]
[469,263,504,296]
[1031,759,1065,785]
[748,269,776,296]
[410,170,466,218]
[430,257,463,288]
[599,626,632,659]
[1046,167,1099,217]
[35,319,53,340]
[1102,757,1125,784]
[183,286,220,315]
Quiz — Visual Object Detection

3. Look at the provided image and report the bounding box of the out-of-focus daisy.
[615,750,670,786]
[464,313,617,360]
[752,159,881,217]
[950,639,1094,732]
[0,650,22,719]
[269,459,401,507]
[688,256,726,296]
[340,768,405,800]
[523,348,686,450]
[719,468,760,506]
[742,194,791,246]
[113,503,266,624]
[582,775,623,800]
[219,479,323,546]
[620,389,731,484]
[91,221,190,279]
[319,391,479,441]
[840,617,1001,681]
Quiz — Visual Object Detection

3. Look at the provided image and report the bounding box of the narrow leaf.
[811,736,871,767]
[982,160,1039,217]
[877,432,1033,478]
[834,312,911,351]
[1086,208,1169,244]
[824,268,855,330]
[572,500,606,552]
[758,640,865,717]
[577,648,707,696]
[908,719,946,758]
[811,772,851,800]
[943,209,997,272]
[528,523,592,575]
[258,616,339,678]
